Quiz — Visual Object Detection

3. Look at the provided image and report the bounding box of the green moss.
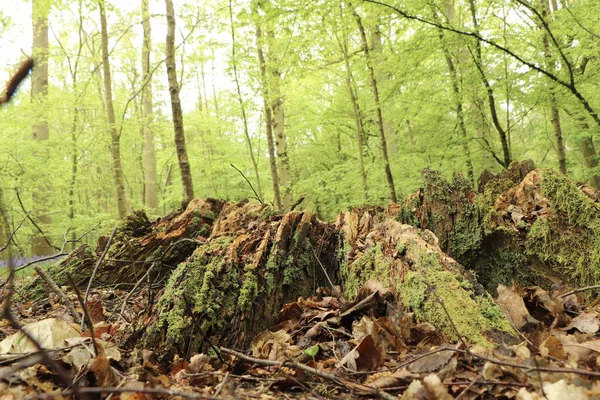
[340,244,395,299]
[150,237,236,345]
[238,268,259,311]
[524,169,600,287]
[398,254,514,346]
[448,203,482,264]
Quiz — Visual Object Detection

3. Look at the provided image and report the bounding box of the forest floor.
[2,162,600,399]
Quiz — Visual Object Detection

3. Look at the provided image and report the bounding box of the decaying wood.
[27,161,600,358]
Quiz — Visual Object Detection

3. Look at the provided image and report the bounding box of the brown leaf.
[355,334,385,372]
[408,348,456,374]
[496,285,540,332]
[540,336,566,360]
[560,312,599,334]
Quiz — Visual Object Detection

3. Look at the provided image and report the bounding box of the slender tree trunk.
[531,0,566,174]
[270,75,291,209]
[142,0,158,211]
[354,9,397,203]
[370,21,397,156]
[468,0,511,169]
[435,10,474,183]
[228,0,263,202]
[99,0,128,219]
[68,110,79,250]
[165,0,194,207]
[256,25,282,210]
[338,27,368,201]
[31,0,53,256]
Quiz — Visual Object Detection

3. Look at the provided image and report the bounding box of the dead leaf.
[496,285,540,332]
[0,318,81,354]
[401,374,453,400]
[560,312,599,334]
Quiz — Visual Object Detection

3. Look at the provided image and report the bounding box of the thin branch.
[83,226,117,307]
[362,0,600,128]
[230,164,263,204]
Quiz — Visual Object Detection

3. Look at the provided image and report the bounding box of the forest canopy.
[1,0,600,258]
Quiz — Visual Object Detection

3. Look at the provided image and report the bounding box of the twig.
[68,275,99,356]
[27,386,226,400]
[213,372,229,397]
[0,212,29,254]
[455,375,480,400]
[558,284,600,298]
[182,295,226,365]
[83,226,117,309]
[34,265,81,325]
[14,190,58,251]
[16,252,67,271]
[120,262,155,318]
[230,164,263,204]
[0,58,33,105]
[220,347,396,399]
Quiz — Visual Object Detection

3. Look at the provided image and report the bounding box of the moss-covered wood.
[24,160,600,357]
[24,198,225,300]
[395,160,600,295]
[336,208,515,346]
[143,201,339,355]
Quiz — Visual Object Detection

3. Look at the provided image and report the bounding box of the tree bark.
[256,24,283,210]
[354,8,397,203]
[271,78,291,209]
[31,0,53,256]
[370,20,397,156]
[165,0,194,207]
[142,0,158,212]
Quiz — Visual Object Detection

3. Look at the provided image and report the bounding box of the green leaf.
[304,345,319,357]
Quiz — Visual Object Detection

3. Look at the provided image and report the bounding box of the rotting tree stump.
[143,200,339,356]
[394,160,600,295]
[24,198,226,299]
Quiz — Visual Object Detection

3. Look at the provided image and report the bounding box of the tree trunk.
[338,26,369,201]
[271,78,291,209]
[99,0,128,219]
[468,0,511,169]
[578,130,600,189]
[142,0,158,212]
[354,9,397,203]
[31,0,53,256]
[227,0,263,203]
[165,0,194,207]
[256,24,283,210]
[435,19,474,183]
[370,20,397,156]
[538,0,567,174]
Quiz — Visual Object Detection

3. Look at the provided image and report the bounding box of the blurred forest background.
[1,0,599,259]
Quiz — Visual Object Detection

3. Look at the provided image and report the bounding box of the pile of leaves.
[2,274,600,399]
